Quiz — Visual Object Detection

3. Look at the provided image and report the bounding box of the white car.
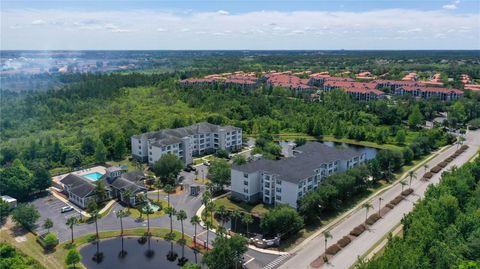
[61,206,74,213]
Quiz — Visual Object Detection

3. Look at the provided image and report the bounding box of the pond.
[80,237,204,269]
[320,141,378,160]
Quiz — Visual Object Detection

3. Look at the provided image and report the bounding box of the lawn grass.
[213,196,272,217]
[127,200,168,219]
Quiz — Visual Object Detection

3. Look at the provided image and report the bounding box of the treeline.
[358,158,480,269]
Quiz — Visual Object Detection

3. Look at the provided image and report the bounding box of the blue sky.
[1,0,479,49]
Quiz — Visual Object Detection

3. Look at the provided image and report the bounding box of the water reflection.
[80,237,203,269]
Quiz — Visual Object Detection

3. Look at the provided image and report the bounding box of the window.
[167,145,171,150]
[138,145,141,149]
[149,151,152,155]
[244,181,248,186]
[149,157,152,161]
[243,188,249,193]
[276,195,281,201]
[276,179,282,185]
[265,190,270,195]
[276,187,281,193]
[298,191,302,197]
[244,173,248,178]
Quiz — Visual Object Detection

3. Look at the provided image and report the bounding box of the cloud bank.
[1,8,479,49]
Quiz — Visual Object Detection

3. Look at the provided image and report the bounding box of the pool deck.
[52,165,107,186]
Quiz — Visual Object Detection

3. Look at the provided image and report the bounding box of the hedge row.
[350,224,367,237]
[401,188,414,196]
[366,213,381,225]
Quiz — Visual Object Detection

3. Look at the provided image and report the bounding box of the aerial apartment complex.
[131,122,243,165]
[231,142,366,208]
[180,70,465,101]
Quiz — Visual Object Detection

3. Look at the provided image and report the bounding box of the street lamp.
[378,197,383,217]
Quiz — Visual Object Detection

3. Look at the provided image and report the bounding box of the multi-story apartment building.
[231,142,366,208]
[131,122,242,165]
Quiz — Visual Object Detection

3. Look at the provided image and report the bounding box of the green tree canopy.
[208,159,231,191]
[152,153,184,184]
[11,204,40,231]
[260,205,304,237]
[203,235,248,269]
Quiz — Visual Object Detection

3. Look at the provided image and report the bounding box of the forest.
[358,158,480,269]
[1,52,479,201]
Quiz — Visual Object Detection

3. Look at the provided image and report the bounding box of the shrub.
[430,166,442,173]
[445,156,455,162]
[391,196,404,205]
[37,232,58,250]
[386,203,395,209]
[366,213,381,225]
[325,244,342,255]
[401,188,414,196]
[460,145,469,151]
[423,172,434,179]
[438,161,448,168]
[337,236,352,248]
[350,224,366,236]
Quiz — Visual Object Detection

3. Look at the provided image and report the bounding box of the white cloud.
[31,19,46,25]
[443,0,460,9]
[217,10,229,15]
[443,4,457,9]
[398,28,423,33]
[1,8,479,49]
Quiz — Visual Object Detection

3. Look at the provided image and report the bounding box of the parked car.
[61,206,74,213]
[184,164,196,172]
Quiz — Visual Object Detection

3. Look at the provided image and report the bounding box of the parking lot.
[31,194,82,237]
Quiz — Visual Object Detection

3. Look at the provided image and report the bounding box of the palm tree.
[400,180,407,192]
[176,210,187,241]
[164,184,175,207]
[378,197,383,216]
[242,213,253,237]
[423,164,429,174]
[153,179,163,202]
[217,205,228,227]
[323,230,332,260]
[176,210,188,264]
[116,209,128,257]
[135,193,146,219]
[43,218,53,233]
[205,219,212,251]
[231,209,241,232]
[190,215,201,247]
[206,202,216,224]
[408,171,417,187]
[144,205,154,235]
[201,190,211,207]
[90,209,102,261]
[362,202,373,222]
[165,206,176,236]
[122,190,133,212]
[66,217,78,244]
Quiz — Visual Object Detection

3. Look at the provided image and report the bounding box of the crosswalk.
[262,254,292,269]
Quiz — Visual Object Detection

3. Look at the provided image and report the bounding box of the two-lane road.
[279,130,480,269]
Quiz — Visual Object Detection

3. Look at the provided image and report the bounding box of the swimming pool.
[83,172,104,181]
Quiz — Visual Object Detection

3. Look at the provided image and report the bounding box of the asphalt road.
[279,129,480,269]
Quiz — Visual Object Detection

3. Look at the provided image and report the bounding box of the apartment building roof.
[233,142,361,184]
[133,122,240,147]
[398,86,463,94]
[60,174,97,198]
[106,171,146,192]
[266,74,312,90]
